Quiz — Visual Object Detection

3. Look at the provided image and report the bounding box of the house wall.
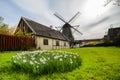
[36,36,70,50]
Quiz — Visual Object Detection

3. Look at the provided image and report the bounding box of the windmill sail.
[68,12,80,23]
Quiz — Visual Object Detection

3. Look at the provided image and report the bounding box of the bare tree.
[104,0,120,6]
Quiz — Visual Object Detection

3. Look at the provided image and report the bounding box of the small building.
[107,27,120,40]
[14,17,70,50]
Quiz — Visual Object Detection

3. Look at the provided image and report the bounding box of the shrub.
[11,51,81,74]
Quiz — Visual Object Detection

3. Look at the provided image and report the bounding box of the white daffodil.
[14,60,16,63]
[64,54,68,58]
[59,58,63,61]
[54,56,59,59]
[36,66,39,68]
[34,61,38,63]
[30,61,34,65]
[70,59,73,64]
[23,59,27,63]
[40,58,46,64]
[74,56,76,59]
[31,57,35,60]
[48,57,50,60]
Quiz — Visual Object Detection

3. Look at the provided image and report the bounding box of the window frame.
[56,41,59,46]
[64,42,66,46]
[43,39,48,45]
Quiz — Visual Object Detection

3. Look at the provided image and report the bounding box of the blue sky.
[0,0,120,39]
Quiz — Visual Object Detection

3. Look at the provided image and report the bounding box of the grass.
[0,47,120,80]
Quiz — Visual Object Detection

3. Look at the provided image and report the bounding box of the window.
[56,41,59,46]
[43,39,48,45]
[64,42,66,46]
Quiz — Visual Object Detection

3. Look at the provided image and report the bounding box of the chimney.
[50,25,53,29]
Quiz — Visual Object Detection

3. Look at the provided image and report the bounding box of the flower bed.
[11,51,81,74]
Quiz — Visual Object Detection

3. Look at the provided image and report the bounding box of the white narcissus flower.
[18,55,22,59]
[48,57,50,60]
[64,54,68,58]
[36,66,39,68]
[31,57,35,60]
[54,56,59,59]
[59,58,63,61]
[14,60,16,63]
[70,55,72,57]
[74,56,76,59]
[70,59,73,64]
[34,61,38,63]
[40,58,46,64]
[30,61,34,65]
[23,59,27,63]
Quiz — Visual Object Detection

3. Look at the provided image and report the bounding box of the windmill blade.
[54,12,67,23]
[55,26,62,31]
[104,0,113,6]
[73,27,79,34]
[72,25,80,33]
[72,25,80,27]
[71,26,83,35]
[68,12,81,23]
[59,27,63,32]
[55,26,63,28]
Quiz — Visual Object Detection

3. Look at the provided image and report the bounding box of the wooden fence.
[0,34,35,51]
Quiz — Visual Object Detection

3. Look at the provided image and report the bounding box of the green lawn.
[0,47,120,80]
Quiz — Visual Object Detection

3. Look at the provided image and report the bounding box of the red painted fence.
[0,34,35,51]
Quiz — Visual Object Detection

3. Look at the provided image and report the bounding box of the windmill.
[54,12,83,47]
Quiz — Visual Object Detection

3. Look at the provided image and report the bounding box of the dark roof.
[22,17,69,41]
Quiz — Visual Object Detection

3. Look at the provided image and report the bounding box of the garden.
[0,47,120,80]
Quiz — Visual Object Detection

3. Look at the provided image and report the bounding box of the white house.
[14,17,70,50]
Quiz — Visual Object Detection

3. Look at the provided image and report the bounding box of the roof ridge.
[21,17,36,34]
[22,17,53,30]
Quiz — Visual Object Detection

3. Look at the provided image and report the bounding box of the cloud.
[84,9,120,29]
[84,17,110,29]
[11,0,86,26]
[12,0,49,15]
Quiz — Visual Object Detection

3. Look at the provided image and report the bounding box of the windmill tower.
[54,12,83,47]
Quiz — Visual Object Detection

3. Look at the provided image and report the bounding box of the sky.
[0,0,120,40]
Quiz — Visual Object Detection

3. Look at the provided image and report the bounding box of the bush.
[11,51,81,74]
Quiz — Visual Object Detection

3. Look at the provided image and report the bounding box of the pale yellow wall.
[36,36,69,50]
